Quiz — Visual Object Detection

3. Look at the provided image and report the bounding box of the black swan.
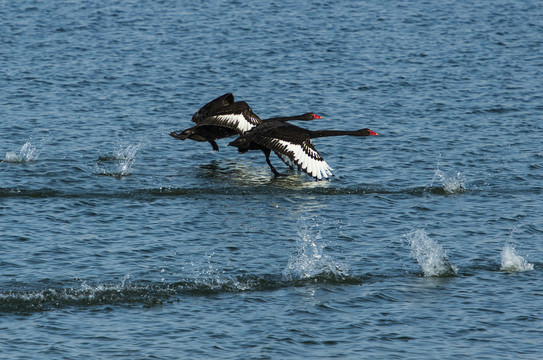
[170,93,254,151]
[228,121,378,180]
[170,93,321,151]
[191,92,235,123]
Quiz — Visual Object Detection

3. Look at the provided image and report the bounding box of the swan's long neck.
[264,113,317,122]
[307,129,372,138]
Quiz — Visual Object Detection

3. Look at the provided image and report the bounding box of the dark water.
[2,0,542,358]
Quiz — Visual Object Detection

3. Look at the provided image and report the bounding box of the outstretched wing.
[192,93,235,124]
[274,151,296,169]
[258,136,333,180]
[196,101,263,134]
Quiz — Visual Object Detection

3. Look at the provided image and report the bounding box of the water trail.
[0,275,176,312]
[282,219,350,281]
[3,131,48,163]
[404,229,457,277]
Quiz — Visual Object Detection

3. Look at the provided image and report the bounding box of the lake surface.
[1,0,542,358]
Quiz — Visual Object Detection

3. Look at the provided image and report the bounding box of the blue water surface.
[1,0,542,359]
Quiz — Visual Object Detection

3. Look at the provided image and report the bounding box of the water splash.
[404,229,457,277]
[4,142,39,163]
[4,135,47,163]
[114,143,140,176]
[3,130,49,163]
[429,157,466,194]
[282,220,350,281]
[500,243,534,272]
[189,254,253,292]
[432,168,466,194]
[96,139,144,178]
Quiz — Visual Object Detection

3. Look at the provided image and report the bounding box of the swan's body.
[170,93,377,180]
[229,122,378,180]
[170,94,261,151]
[170,93,320,151]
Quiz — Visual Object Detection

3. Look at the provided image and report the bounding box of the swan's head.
[357,128,378,136]
[228,137,251,153]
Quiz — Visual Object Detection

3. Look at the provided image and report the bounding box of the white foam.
[404,229,457,277]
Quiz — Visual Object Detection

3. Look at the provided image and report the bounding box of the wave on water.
[0,271,363,313]
[0,182,487,200]
[500,243,534,272]
[185,253,258,293]
[4,227,536,313]
[0,220,360,313]
[404,229,457,277]
[0,278,178,313]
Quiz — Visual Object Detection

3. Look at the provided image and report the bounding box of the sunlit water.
[1,0,542,359]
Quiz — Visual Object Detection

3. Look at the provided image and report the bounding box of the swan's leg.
[262,149,282,176]
[208,140,219,151]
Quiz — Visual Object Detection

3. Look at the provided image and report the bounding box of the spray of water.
[282,220,349,281]
[500,243,534,272]
[96,139,145,177]
[4,130,49,163]
[4,142,40,162]
[114,143,141,176]
[432,168,466,194]
[79,274,134,299]
[429,156,467,194]
[4,134,48,163]
[404,229,457,277]
[187,254,252,292]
